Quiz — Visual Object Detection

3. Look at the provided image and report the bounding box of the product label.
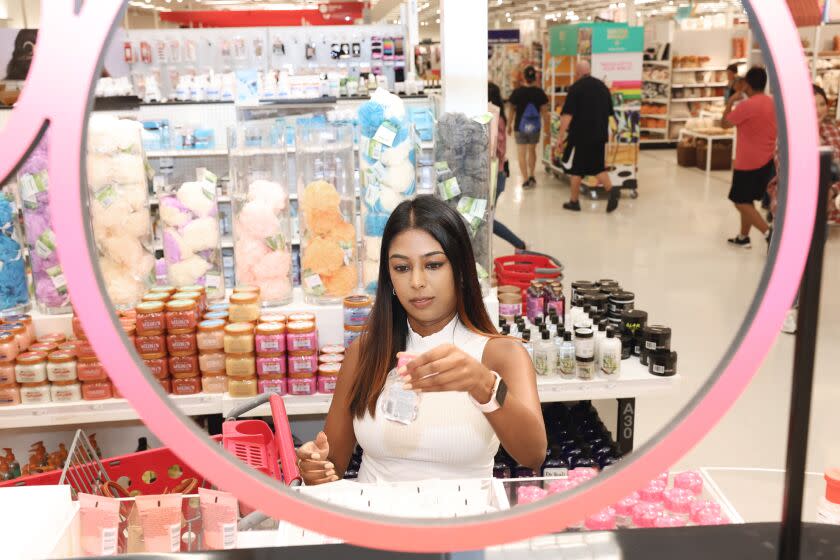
[498,303,520,319]
[265,234,286,252]
[577,361,594,379]
[101,527,118,555]
[169,317,191,330]
[303,272,325,296]
[49,365,73,380]
[171,360,194,373]
[457,197,488,222]
[323,379,337,392]
[652,364,665,375]
[35,229,57,258]
[602,353,619,375]
[543,467,569,478]
[533,351,549,376]
[290,379,313,394]
[46,265,68,295]
[434,161,451,173]
[20,171,48,209]
[94,185,118,208]
[472,112,494,125]
[557,351,576,375]
[475,262,490,280]
[206,273,223,294]
[373,121,398,147]
[260,361,283,374]
[364,138,385,161]
[260,340,280,351]
[222,523,236,549]
[169,523,181,552]
[138,317,165,332]
[290,335,314,351]
[438,177,461,200]
[364,182,382,209]
[170,340,192,353]
[290,356,314,373]
[645,340,658,350]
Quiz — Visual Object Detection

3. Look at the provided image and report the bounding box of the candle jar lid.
[288,312,315,323]
[287,321,315,334]
[260,314,287,324]
[199,319,226,332]
[233,285,260,294]
[318,363,341,376]
[230,292,259,305]
[136,301,166,314]
[344,295,372,308]
[47,351,76,363]
[172,291,202,302]
[16,351,47,364]
[179,285,206,294]
[256,322,286,335]
[224,322,254,336]
[143,293,171,303]
[166,299,197,312]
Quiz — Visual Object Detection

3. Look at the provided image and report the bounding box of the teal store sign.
[592,25,644,54]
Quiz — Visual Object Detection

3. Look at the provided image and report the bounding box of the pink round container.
[690,500,722,524]
[654,513,687,528]
[318,375,338,394]
[584,507,616,531]
[568,467,599,481]
[256,355,286,376]
[258,377,287,396]
[696,510,730,526]
[673,471,704,496]
[255,323,286,355]
[631,502,664,529]
[288,376,316,395]
[613,492,640,528]
[639,480,667,504]
[663,488,695,519]
[516,485,548,505]
[546,478,579,495]
[288,353,318,376]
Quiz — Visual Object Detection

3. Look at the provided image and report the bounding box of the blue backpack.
[518,103,541,134]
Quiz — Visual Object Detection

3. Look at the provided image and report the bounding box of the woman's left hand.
[398,344,496,403]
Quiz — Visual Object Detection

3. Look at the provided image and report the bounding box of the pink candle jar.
[0,333,19,362]
[288,353,318,377]
[584,507,617,531]
[255,323,286,355]
[689,500,721,524]
[288,376,316,395]
[318,375,338,394]
[0,385,20,406]
[639,480,667,504]
[632,502,664,528]
[654,513,687,528]
[256,355,286,376]
[663,487,695,520]
[613,492,640,528]
[673,471,704,496]
[286,321,317,353]
[258,376,287,396]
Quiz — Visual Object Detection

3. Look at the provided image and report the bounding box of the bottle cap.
[542,330,550,340]
[535,316,544,326]
[522,331,531,341]
[501,325,510,335]
[599,320,608,330]
[563,331,572,342]
[826,468,840,504]
[606,327,616,338]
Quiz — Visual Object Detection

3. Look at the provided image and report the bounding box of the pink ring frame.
[0,0,818,552]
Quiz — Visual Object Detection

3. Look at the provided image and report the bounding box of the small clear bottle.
[600,327,622,378]
[555,331,576,379]
[533,330,555,376]
[594,320,608,371]
[381,353,420,425]
[521,330,533,361]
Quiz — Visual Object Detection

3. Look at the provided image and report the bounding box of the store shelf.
[640,127,668,132]
[149,195,232,205]
[642,79,671,86]
[223,393,334,417]
[643,60,671,67]
[671,97,724,102]
[146,149,228,158]
[537,360,679,402]
[671,82,728,88]
[640,115,669,120]
[669,116,690,122]
[642,98,669,104]
[672,66,728,72]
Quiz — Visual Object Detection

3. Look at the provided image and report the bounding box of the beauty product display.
[343,295,373,327]
[435,112,493,296]
[198,488,239,550]
[159,180,224,299]
[229,121,293,306]
[86,116,155,309]
[600,327,621,377]
[358,89,416,293]
[78,493,121,556]
[17,138,71,314]
[297,122,359,304]
[0,188,29,315]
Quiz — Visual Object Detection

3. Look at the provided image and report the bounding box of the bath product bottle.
[594,320,608,370]
[600,327,621,378]
[556,331,576,379]
[533,330,555,376]
[381,354,420,425]
[526,282,545,323]
[2,448,19,479]
[531,316,544,340]
[817,468,840,525]
[521,330,533,361]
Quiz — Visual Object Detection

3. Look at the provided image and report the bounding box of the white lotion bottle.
[600,327,621,378]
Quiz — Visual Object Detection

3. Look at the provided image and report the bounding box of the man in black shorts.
[558,61,619,213]
[507,66,549,189]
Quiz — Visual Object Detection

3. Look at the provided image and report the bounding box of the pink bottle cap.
[663,487,695,515]
[689,500,722,523]
[654,513,688,528]
[639,480,667,503]
[584,507,617,531]
[696,510,730,526]
[613,492,640,517]
[632,502,664,528]
[516,485,548,505]
[568,467,599,481]
[674,471,704,496]
[397,353,417,369]
[547,478,579,494]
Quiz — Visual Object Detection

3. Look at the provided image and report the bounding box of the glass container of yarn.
[228,120,292,306]
[0,181,30,315]
[295,122,359,305]
[86,115,155,310]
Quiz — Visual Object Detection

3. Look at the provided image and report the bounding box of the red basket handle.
[269,394,302,487]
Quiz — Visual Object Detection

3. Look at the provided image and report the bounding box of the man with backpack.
[558,60,620,213]
[507,66,549,190]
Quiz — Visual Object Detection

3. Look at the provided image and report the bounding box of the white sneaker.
[781,309,798,334]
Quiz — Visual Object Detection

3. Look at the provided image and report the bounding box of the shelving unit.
[641,59,672,144]
[541,45,577,174]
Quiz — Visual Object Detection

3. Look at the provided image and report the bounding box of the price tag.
[304,273,325,295]
[365,138,385,161]
[101,527,117,555]
[94,185,118,208]
[222,523,237,549]
[438,177,461,201]
[472,112,494,125]
[20,171,47,209]
[364,183,382,209]
[206,273,223,293]
[35,230,57,259]
[169,523,181,552]
[434,161,451,172]
[373,121,399,147]
[265,234,286,251]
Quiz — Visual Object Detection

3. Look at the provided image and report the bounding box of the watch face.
[496,378,508,407]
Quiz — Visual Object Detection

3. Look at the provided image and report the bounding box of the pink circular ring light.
[0,0,818,552]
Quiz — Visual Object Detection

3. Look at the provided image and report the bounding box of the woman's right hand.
[295,431,339,485]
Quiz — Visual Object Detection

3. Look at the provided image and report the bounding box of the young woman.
[488,82,527,251]
[296,196,546,484]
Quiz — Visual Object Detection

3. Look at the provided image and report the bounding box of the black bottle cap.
[501,325,510,335]
[522,330,531,341]
[606,327,616,338]
[598,320,608,331]
[535,316,544,326]
[542,330,550,340]
[563,331,572,342]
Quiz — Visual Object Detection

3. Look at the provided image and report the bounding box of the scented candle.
[286,321,317,352]
[172,377,201,395]
[255,323,286,355]
[169,354,199,378]
[165,299,198,331]
[0,333,19,362]
[201,375,228,394]
[228,292,259,323]
[135,302,166,335]
[196,320,225,351]
[167,331,197,355]
[256,355,286,376]
[47,352,77,382]
[288,353,318,377]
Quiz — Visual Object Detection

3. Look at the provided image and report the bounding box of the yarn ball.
[168,254,212,287]
[110,153,147,186]
[182,217,220,253]
[127,253,155,282]
[159,196,192,228]
[238,201,279,240]
[327,221,356,246]
[101,234,145,268]
[88,115,142,155]
[371,87,406,122]
[124,208,151,239]
[86,154,113,190]
[0,199,14,233]
[102,260,145,307]
[323,264,358,297]
[177,181,216,218]
[303,207,345,237]
[302,236,344,276]
[90,197,134,237]
[19,140,48,176]
[364,236,383,261]
[382,161,415,195]
[121,182,149,212]
[358,101,386,138]
[34,269,69,308]
[0,234,27,311]
[364,212,390,237]
[380,142,412,167]
[301,180,341,211]
[247,179,287,214]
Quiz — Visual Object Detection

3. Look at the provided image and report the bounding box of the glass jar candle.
[288,376,316,395]
[135,334,165,356]
[256,355,286,377]
[199,351,226,374]
[20,381,51,404]
[343,295,373,327]
[287,321,317,353]
[318,376,338,394]
[172,377,201,395]
[258,376,287,396]
[201,375,228,394]
[135,302,166,336]
[143,354,169,379]
[344,325,365,348]
[204,311,229,323]
[51,380,82,403]
[29,342,58,354]
[288,353,318,378]
[169,354,199,379]
[228,376,258,398]
[197,319,225,351]
[0,333,18,363]
[82,380,113,401]
[0,361,15,387]
[77,358,107,382]
[47,352,77,382]
[5,315,35,344]
[165,299,198,332]
[228,293,260,323]
[0,386,20,406]
[255,322,286,355]
[167,331,197,355]
[224,323,255,354]
[226,353,256,378]
[15,352,47,383]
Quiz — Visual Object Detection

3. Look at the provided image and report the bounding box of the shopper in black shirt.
[507,66,549,190]
[558,61,620,213]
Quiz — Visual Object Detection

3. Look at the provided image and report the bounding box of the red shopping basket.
[494,250,564,290]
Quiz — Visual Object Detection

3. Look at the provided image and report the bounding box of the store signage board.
[0,0,820,553]
[488,29,520,44]
[592,25,644,54]
[549,25,578,56]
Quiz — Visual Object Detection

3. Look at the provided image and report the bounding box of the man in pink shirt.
[722,66,777,249]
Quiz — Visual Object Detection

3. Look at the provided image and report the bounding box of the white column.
[404,0,419,75]
[440,0,487,115]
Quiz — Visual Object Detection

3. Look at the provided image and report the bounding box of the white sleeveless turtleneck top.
[353,316,499,483]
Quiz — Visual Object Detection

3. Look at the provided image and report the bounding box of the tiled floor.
[495,148,840,522]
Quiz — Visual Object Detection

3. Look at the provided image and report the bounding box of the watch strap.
[470,370,502,413]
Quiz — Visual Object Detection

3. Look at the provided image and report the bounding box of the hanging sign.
[549,25,578,56]
[592,25,644,54]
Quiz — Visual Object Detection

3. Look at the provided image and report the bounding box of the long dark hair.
[349,195,498,418]
[488,81,505,124]
[5,29,37,81]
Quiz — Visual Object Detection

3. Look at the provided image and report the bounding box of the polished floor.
[494,149,840,521]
